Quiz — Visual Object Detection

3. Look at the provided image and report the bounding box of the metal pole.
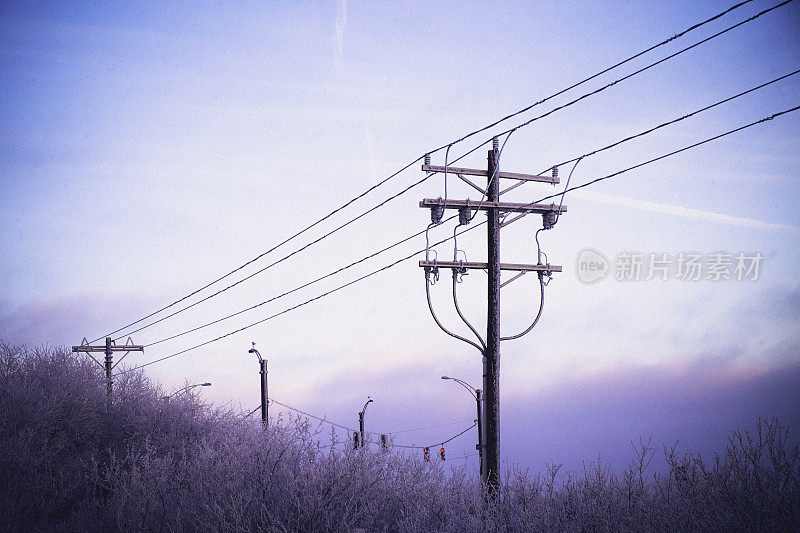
[476,388,484,479]
[484,139,501,491]
[359,411,365,449]
[105,337,113,405]
[260,359,268,429]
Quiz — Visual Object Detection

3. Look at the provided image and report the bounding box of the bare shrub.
[1,341,798,532]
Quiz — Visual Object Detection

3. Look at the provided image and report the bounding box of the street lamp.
[248,342,268,429]
[441,376,483,479]
[358,396,373,449]
[164,382,211,400]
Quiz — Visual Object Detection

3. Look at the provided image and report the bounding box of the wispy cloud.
[334,0,347,71]
[574,190,800,235]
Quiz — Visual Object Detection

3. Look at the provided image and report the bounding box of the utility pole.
[420,139,564,492]
[485,141,501,489]
[72,337,144,406]
[248,342,268,429]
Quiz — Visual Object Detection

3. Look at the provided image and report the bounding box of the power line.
[391,422,478,450]
[118,104,799,375]
[490,0,794,144]
[114,178,452,341]
[269,398,358,433]
[142,214,458,348]
[142,70,796,349]
[92,155,422,344]
[536,105,800,204]
[94,0,757,343]
[544,69,800,172]
[266,397,477,450]
[118,224,482,374]
[427,0,757,153]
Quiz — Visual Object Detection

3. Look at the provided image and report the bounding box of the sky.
[1,0,799,475]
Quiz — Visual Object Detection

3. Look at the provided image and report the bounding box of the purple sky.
[2,0,799,476]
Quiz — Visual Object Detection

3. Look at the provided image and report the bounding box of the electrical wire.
[391,421,478,450]
[427,0,757,154]
[499,70,800,228]
[269,398,358,433]
[93,155,423,343]
[530,105,800,209]
[118,222,487,374]
[547,68,800,176]
[143,213,459,348]
[265,397,478,450]
[488,0,794,148]
[118,104,800,375]
[94,0,759,343]
[108,173,437,341]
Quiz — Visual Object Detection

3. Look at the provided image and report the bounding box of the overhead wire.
[545,68,800,174]
[486,0,794,148]
[427,0,757,153]
[265,397,478,450]
[95,0,759,343]
[117,221,487,374]
[142,214,459,348]
[119,104,800,374]
[499,69,800,228]
[140,69,798,350]
[532,105,800,206]
[93,155,422,343]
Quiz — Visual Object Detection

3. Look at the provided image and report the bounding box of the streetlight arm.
[361,397,373,416]
[442,376,477,399]
[248,342,263,362]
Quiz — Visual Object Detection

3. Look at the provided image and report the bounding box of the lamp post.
[164,382,211,400]
[248,342,268,429]
[442,376,483,479]
[358,397,373,449]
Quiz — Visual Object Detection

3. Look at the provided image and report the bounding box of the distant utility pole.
[420,139,564,492]
[72,337,144,406]
[247,342,268,429]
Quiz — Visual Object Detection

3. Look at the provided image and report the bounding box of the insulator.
[424,153,431,166]
[458,206,471,225]
[542,210,557,230]
[430,204,445,224]
[492,137,499,151]
[552,166,558,179]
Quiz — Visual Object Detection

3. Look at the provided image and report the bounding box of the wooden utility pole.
[72,337,144,406]
[419,138,564,492]
[484,141,502,489]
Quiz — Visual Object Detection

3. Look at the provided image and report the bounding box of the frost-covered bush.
[1,341,798,532]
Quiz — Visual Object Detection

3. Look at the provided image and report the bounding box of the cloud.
[503,357,800,475]
[574,189,800,235]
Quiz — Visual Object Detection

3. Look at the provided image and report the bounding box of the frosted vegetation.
[1,342,797,532]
